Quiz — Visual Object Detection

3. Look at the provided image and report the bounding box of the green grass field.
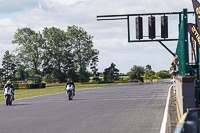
[0,83,119,102]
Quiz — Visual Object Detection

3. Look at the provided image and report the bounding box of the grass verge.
[0,83,119,102]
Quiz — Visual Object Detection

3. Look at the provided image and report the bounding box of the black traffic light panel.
[161,16,168,38]
[148,16,155,39]
[135,17,143,39]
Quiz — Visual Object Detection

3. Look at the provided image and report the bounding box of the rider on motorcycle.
[66,79,75,96]
[4,81,15,100]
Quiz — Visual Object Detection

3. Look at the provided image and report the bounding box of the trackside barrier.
[152,79,157,82]
[18,84,28,89]
[174,108,199,133]
[82,82,98,84]
[174,123,185,133]
[84,80,138,84]
[28,83,46,89]
[130,80,139,82]
[1,84,19,89]
[174,112,188,133]
[45,83,81,87]
[0,83,46,89]
[13,84,18,89]
[144,79,151,82]
[1,84,4,89]
[114,81,130,83]
[46,83,66,86]
[98,81,114,84]
[47,81,132,85]
[157,79,171,82]
[45,79,171,86]
[0,84,19,89]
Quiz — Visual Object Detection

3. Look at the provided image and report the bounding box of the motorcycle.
[65,84,74,101]
[2,87,14,106]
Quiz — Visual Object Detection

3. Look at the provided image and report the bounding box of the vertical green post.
[176,9,189,76]
[179,12,182,31]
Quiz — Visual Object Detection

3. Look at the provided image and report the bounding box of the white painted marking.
[159,85,172,133]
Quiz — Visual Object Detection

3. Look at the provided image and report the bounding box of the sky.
[0,0,196,73]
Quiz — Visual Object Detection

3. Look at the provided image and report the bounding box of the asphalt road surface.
[0,83,171,133]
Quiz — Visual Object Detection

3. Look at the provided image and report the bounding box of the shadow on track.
[11,103,32,106]
[70,98,90,101]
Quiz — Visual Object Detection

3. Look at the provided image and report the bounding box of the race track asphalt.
[0,83,171,133]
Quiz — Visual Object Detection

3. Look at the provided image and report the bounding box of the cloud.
[0,0,38,14]
[0,18,22,44]
[42,0,90,7]
[0,0,196,73]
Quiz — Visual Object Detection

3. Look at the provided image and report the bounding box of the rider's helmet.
[6,81,11,87]
[6,81,11,85]
[67,78,72,83]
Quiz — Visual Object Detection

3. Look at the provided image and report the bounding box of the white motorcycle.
[2,87,14,106]
[65,84,74,101]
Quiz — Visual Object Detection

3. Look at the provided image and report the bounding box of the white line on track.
[159,85,173,133]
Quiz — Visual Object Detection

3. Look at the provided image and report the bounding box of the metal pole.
[158,41,175,56]
[183,9,189,75]
[127,16,130,42]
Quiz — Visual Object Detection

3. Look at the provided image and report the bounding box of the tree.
[42,73,60,83]
[42,27,73,82]
[66,69,79,82]
[144,64,155,81]
[12,27,45,75]
[11,26,100,83]
[15,64,29,80]
[2,51,16,81]
[103,63,119,81]
[90,55,100,82]
[145,64,152,72]
[127,65,144,81]
[0,68,4,82]
[155,70,172,79]
[67,25,99,82]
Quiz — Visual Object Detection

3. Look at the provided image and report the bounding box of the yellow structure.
[18,84,28,89]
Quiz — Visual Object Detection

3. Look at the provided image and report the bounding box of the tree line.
[1,25,98,83]
[91,63,172,82]
[0,25,171,83]
[127,64,172,82]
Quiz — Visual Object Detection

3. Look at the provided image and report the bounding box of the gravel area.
[166,87,178,133]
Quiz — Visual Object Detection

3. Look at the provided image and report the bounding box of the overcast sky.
[0,0,196,73]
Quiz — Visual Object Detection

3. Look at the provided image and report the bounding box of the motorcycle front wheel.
[5,96,9,106]
[68,92,72,101]
[9,99,12,105]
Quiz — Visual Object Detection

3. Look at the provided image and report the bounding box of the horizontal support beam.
[128,39,178,42]
[97,11,194,19]
[97,18,127,21]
